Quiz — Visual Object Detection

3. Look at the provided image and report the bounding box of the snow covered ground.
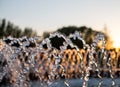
[31,78,120,87]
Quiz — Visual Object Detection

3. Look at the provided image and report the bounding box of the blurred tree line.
[0,18,37,38]
[0,18,113,49]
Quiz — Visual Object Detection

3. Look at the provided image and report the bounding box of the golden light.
[113,38,120,48]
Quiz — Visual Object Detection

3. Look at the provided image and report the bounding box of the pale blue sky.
[0,0,120,47]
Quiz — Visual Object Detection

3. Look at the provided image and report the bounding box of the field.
[0,32,120,87]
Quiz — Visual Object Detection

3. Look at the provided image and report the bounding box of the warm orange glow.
[113,38,120,48]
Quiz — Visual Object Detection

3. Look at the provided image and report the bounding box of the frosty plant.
[0,31,117,87]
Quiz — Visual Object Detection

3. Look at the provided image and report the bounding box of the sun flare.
[113,38,120,48]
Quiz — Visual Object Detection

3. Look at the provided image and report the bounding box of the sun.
[113,38,120,48]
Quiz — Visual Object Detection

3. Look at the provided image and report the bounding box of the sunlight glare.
[113,38,120,48]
